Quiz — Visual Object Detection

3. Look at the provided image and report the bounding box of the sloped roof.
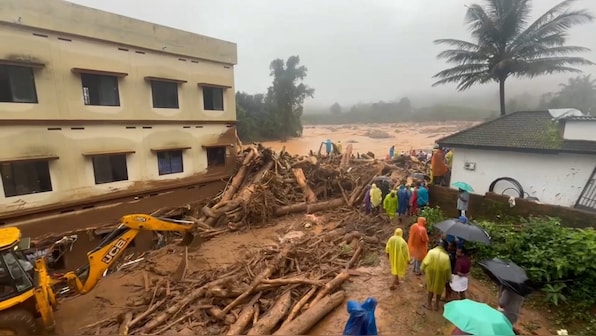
[564,115,596,121]
[437,111,596,154]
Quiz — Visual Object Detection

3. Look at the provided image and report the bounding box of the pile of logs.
[165,144,424,233]
[80,214,374,335]
[74,144,427,335]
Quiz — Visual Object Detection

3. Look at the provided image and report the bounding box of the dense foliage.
[433,0,594,116]
[539,75,596,114]
[421,207,596,330]
[236,56,313,142]
[302,102,496,125]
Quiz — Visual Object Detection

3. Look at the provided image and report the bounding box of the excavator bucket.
[179,231,202,249]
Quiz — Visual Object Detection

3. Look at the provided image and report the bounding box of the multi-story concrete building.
[0,0,238,220]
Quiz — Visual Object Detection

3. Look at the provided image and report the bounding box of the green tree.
[330,102,342,114]
[433,0,593,116]
[550,75,596,113]
[266,56,314,140]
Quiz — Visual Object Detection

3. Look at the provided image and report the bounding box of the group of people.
[430,144,453,186]
[322,139,342,156]
[385,216,525,332]
[363,180,430,220]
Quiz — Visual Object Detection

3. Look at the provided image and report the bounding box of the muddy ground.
[55,214,555,336]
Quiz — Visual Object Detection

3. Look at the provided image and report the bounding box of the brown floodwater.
[261,122,478,157]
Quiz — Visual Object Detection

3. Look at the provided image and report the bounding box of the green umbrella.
[453,181,474,192]
[443,299,514,335]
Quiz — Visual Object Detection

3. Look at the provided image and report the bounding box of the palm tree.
[432,0,594,116]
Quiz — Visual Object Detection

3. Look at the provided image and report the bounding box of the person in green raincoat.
[369,183,382,214]
[383,190,398,219]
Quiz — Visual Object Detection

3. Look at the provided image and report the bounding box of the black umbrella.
[434,219,491,245]
[479,258,534,297]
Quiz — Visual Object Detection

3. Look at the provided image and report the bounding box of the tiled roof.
[437,111,596,154]
[563,115,596,121]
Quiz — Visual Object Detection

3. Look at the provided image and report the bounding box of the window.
[92,154,128,184]
[81,73,120,106]
[157,150,184,175]
[0,251,34,300]
[151,81,179,108]
[0,65,38,103]
[206,146,226,167]
[202,86,224,111]
[0,160,52,197]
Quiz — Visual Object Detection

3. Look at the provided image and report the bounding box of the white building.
[437,110,596,212]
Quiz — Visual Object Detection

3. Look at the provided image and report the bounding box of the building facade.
[0,0,238,219]
[437,111,596,211]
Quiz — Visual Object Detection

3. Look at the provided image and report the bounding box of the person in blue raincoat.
[389,145,395,160]
[396,182,411,222]
[323,139,333,156]
[343,298,378,336]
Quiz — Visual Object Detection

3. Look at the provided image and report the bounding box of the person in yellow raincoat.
[382,190,398,219]
[369,183,382,214]
[421,240,452,311]
[386,228,410,289]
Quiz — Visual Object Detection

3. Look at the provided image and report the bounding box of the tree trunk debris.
[75,144,425,335]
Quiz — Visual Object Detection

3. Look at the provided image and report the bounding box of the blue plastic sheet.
[343,297,378,336]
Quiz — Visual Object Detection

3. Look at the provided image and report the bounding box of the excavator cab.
[0,227,57,335]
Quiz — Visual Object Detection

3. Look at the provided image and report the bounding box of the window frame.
[91,154,129,184]
[206,146,227,168]
[202,86,225,111]
[0,160,53,197]
[150,80,180,109]
[0,64,38,104]
[156,150,184,176]
[80,73,121,106]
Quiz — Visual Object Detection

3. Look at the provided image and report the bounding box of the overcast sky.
[67,0,596,108]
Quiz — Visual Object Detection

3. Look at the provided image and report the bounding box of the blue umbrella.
[453,181,474,192]
[444,299,514,335]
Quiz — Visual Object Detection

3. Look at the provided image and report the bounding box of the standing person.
[417,182,430,209]
[431,145,449,186]
[369,183,383,215]
[362,185,372,214]
[389,145,395,160]
[408,217,429,276]
[409,183,419,216]
[445,149,454,185]
[386,228,410,289]
[498,286,525,327]
[337,140,343,154]
[421,240,452,311]
[397,183,410,222]
[450,247,471,300]
[383,190,398,220]
[323,139,333,156]
[457,188,470,217]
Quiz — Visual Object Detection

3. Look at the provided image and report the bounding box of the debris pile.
[72,144,426,335]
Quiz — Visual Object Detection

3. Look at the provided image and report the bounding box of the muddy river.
[261,122,479,157]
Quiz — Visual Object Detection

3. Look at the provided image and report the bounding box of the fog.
[67,0,596,109]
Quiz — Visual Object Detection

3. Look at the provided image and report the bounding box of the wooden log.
[273,291,346,336]
[140,274,239,333]
[221,147,259,202]
[292,168,317,203]
[282,286,317,326]
[117,312,133,335]
[218,246,290,318]
[246,290,292,335]
[340,144,353,170]
[225,293,262,335]
[310,270,350,306]
[260,277,323,286]
[345,242,363,270]
[274,198,345,217]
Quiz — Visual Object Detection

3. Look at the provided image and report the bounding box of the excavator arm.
[61,214,199,294]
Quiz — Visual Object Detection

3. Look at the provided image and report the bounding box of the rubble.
[70,144,426,335]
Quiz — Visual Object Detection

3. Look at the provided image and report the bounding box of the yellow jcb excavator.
[0,214,201,335]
